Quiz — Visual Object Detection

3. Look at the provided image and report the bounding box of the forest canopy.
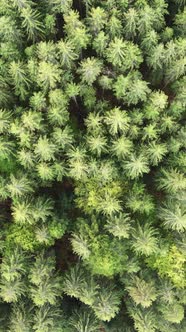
[0,0,185,331]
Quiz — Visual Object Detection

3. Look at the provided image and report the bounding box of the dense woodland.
[0,0,185,331]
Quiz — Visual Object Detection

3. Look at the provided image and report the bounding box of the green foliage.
[12,196,54,225]
[29,251,55,285]
[0,109,11,133]
[85,236,128,276]
[159,302,184,324]
[132,223,158,256]
[29,251,62,306]
[105,107,130,135]
[123,153,150,179]
[88,6,107,34]
[147,245,186,288]
[34,136,56,161]
[75,178,123,216]
[8,303,32,332]
[92,286,121,321]
[129,307,157,332]
[87,134,107,156]
[79,277,99,306]
[58,39,78,67]
[105,213,132,239]
[159,200,186,232]
[107,38,142,70]
[124,8,138,39]
[1,247,27,281]
[78,57,102,85]
[0,139,14,160]
[147,142,167,166]
[126,277,157,308]
[71,233,91,259]
[7,173,34,198]
[9,61,30,99]
[126,183,155,215]
[30,274,62,306]
[6,224,39,251]
[157,168,186,193]
[69,310,100,332]
[71,220,128,276]
[0,278,25,303]
[49,0,73,14]
[20,7,44,41]
[38,61,61,89]
[33,305,64,332]
[114,72,150,105]
[0,0,185,329]
[63,264,85,299]
[111,137,133,158]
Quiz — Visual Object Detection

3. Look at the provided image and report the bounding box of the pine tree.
[17,149,35,169]
[114,73,150,105]
[20,7,44,41]
[21,111,43,132]
[0,109,12,133]
[48,0,72,14]
[35,225,53,245]
[124,8,138,39]
[111,137,133,158]
[147,142,167,166]
[0,278,25,303]
[0,139,14,160]
[105,107,130,135]
[159,201,186,232]
[157,168,186,193]
[7,174,34,198]
[129,307,157,332]
[126,277,157,308]
[132,223,158,256]
[159,302,184,324]
[88,6,107,34]
[63,265,84,299]
[69,309,100,332]
[34,136,56,162]
[92,286,121,321]
[79,277,99,306]
[85,112,103,134]
[99,192,122,216]
[32,197,54,222]
[33,304,63,332]
[147,44,165,70]
[37,61,61,89]
[78,57,102,85]
[138,6,157,35]
[106,37,127,68]
[8,303,32,332]
[92,31,108,55]
[105,213,132,239]
[57,39,78,67]
[29,251,55,285]
[123,153,150,179]
[30,275,62,306]
[1,248,27,281]
[87,134,107,156]
[9,61,30,99]
[71,233,91,259]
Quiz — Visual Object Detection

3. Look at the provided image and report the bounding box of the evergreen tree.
[132,223,158,256]
[92,286,121,321]
[69,309,100,332]
[126,276,157,308]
